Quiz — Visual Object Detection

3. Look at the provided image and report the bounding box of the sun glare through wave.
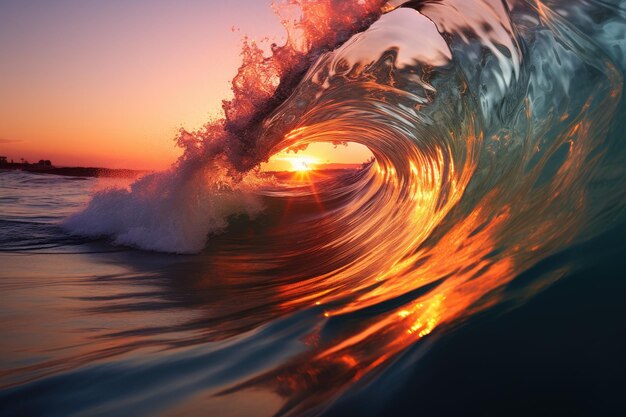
[289,158,312,172]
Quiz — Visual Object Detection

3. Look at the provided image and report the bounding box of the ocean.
[1,167,625,416]
[2,0,626,416]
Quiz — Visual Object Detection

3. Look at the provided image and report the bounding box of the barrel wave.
[32,0,626,415]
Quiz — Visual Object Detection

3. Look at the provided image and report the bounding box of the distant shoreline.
[0,163,149,178]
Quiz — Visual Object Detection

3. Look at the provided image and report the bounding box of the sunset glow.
[289,158,314,172]
[0,1,285,170]
[273,155,319,172]
[261,143,373,172]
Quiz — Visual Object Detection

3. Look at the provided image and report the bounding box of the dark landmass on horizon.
[0,162,149,178]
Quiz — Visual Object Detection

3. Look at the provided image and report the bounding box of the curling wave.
[62,0,626,414]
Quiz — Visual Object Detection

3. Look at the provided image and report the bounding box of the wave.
[62,0,626,414]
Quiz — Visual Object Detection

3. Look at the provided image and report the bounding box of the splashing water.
[28,0,626,415]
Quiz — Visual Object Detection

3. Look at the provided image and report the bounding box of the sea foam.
[63,163,264,253]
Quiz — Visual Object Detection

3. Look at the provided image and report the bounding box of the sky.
[0,0,371,170]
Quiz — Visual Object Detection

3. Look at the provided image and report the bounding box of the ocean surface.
[2,0,626,416]
[1,168,625,416]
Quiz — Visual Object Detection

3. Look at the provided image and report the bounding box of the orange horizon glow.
[289,159,314,172]
[261,143,373,173]
[270,155,319,172]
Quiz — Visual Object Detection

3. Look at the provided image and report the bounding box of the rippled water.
[2,0,626,416]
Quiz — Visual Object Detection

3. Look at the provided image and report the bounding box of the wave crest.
[64,1,626,412]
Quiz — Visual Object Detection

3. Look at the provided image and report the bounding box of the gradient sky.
[0,0,371,170]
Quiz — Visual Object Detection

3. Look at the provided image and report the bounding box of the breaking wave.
[62,0,626,414]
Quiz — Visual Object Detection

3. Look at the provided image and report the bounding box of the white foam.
[63,164,265,254]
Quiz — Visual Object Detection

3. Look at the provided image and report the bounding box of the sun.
[262,151,320,173]
[280,155,319,172]
[290,158,311,172]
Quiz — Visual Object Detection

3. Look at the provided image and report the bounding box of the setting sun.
[290,158,312,172]
[265,153,322,172]
[260,142,373,173]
